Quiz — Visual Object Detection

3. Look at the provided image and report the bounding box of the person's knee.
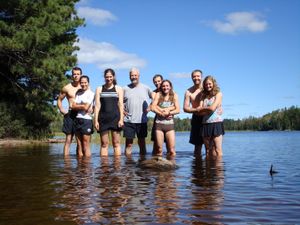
[112,142,120,149]
[112,138,120,147]
[101,141,109,149]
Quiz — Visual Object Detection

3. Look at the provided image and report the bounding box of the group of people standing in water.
[57,67,224,159]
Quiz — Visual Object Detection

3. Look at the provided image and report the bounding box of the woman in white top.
[71,75,94,157]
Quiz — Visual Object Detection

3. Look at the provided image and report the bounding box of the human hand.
[118,120,124,128]
[94,122,99,131]
[217,105,223,115]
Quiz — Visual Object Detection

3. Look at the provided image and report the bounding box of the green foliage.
[224,106,300,131]
[0,0,84,139]
[0,102,27,138]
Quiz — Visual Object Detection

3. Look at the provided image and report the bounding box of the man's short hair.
[191,69,202,77]
[130,67,140,75]
[72,67,82,75]
[152,74,163,82]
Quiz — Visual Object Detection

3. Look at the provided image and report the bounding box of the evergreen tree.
[0,0,84,138]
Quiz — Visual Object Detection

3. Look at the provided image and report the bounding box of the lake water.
[0,131,300,224]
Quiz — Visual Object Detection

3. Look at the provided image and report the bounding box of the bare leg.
[165,130,176,156]
[155,129,165,156]
[125,138,133,156]
[75,134,83,157]
[203,137,212,158]
[82,134,91,157]
[194,144,203,156]
[213,135,223,158]
[112,131,121,156]
[63,134,73,156]
[100,131,109,157]
[152,140,159,156]
[138,138,146,155]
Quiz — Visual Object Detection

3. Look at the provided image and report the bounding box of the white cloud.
[169,72,190,78]
[208,11,267,34]
[76,0,90,6]
[76,38,147,70]
[77,6,117,26]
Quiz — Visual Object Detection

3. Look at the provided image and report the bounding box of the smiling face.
[204,78,214,92]
[153,76,163,89]
[130,68,140,85]
[72,69,82,82]
[192,71,202,85]
[80,77,89,91]
[161,80,172,94]
[105,71,114,86]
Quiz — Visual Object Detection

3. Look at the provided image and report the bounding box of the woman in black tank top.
[94,69,124,156]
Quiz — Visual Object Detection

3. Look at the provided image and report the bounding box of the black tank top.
[100,85,119,113]
[98,85,120,132]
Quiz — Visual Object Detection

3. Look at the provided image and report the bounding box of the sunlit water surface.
[0,131,300,224]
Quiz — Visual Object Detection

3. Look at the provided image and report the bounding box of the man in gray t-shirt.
[123,68,152,155]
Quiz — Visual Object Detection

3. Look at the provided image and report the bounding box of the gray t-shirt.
[123,83,152,123]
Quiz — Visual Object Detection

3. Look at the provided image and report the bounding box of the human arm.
[183,90,199,113]
[93,87,101,131]
[70,90,94,112]
[117,86,124,128]
[57,88,68,115]
[71,101,92,111]
[198,92,223,115]
[169,93,180,116]
[146,89,155,112]
[151,92,166,116]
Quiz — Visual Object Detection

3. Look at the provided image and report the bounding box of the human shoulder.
[115,85,123,91]
[96,86,103,93]
[140,83,151,90]
[185,88,191,97]
[216,92,222,99]
[87,89,94,96]
[123,84,131,90]
[173,92,179,100]
[61,82,72,93]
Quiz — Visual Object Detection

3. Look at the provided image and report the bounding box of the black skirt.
[201,122,225,137]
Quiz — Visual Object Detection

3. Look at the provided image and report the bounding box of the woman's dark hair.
[152,74,163,82]
[104,68,117,85]
[80,75,89,83]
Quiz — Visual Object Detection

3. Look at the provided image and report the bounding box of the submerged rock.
[138,156,179,171]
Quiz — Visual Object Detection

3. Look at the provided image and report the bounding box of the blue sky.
[73,0,300,119]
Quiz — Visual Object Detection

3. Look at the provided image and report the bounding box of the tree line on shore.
[223,106,300,131]
[48,105,300,135]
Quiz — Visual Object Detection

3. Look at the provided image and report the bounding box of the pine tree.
[0,0,84,138]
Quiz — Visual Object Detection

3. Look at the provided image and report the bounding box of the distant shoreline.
[0,138,64,147]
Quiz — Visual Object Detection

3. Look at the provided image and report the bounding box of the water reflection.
[153,169,179,223]
[2,131,300,224]
[190,156,225,223]
[94,156,129,224]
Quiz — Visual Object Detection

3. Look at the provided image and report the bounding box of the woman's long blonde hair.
[201,75,220,98]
